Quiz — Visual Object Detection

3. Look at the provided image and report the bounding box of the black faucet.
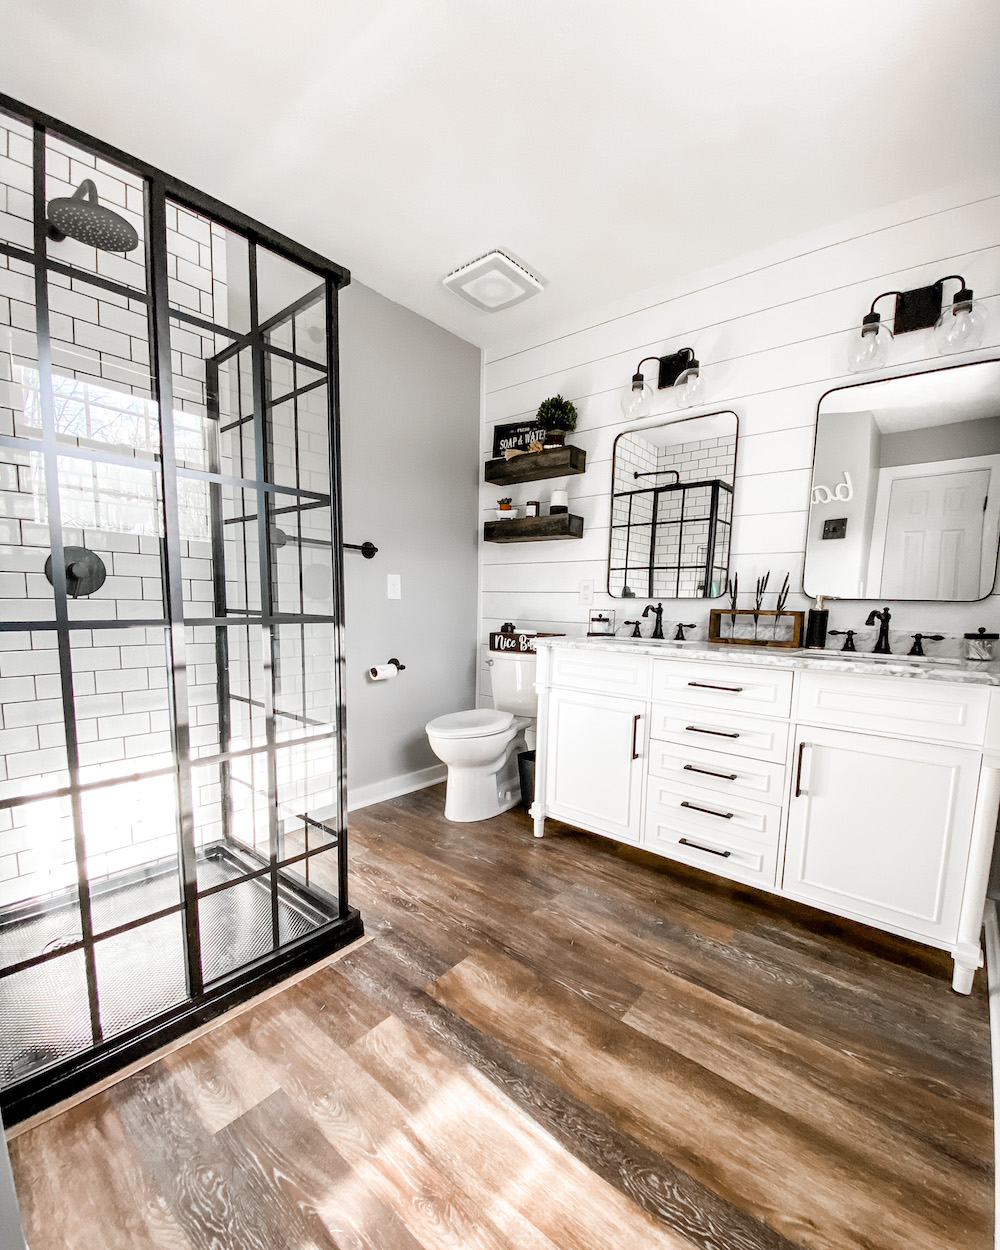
[674,623,696,641]
[865,607,892,654]
[625,620,641,638]
[828,629,857,652]
[642,602,665,640]
[909,633,944,657]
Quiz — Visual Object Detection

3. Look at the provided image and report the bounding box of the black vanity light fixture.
[620,347,703,418]
[847,274,990,372]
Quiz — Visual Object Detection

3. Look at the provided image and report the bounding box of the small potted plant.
[534,394,578,448]
[496,497,517,520]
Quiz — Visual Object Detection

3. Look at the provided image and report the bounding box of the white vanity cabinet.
[532,641,1000,993]
[544,686,646,845]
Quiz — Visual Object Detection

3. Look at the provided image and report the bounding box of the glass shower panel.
[0,112,352,1124]
[0,633,67,802]
[81,775,180,934]
[94,911,188,1040]
[0,113,33,249]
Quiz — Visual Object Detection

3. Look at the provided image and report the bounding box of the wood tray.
[708,608,804,648]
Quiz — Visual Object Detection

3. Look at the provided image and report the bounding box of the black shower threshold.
[0,846,362,1125]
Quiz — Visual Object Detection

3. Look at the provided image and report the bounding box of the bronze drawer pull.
[683,764,738,781]
[685,725,739,738]
[681,800,734,820]
[679,837,732,858]
[631,714,641,760]
[688,681,744,693]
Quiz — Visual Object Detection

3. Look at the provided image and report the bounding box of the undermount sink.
[810,651,963,667]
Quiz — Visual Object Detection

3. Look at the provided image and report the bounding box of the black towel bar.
[344,541,378,559]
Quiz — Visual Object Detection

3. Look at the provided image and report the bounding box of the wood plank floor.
[7,783,993,1249]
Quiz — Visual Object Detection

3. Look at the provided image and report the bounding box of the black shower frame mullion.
[30,123,103,1049]
[0,94,361,1126]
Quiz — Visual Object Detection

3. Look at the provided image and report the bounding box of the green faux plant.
[497,497,513,507]
[534,394,578,433]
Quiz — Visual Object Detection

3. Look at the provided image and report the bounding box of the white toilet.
[425,651,537,822]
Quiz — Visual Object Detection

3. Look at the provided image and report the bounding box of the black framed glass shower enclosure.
[0,95,361,1123]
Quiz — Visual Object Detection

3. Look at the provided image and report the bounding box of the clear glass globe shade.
[934,301,988,354]
[674,368,703,408]
[620,380,652,418]
[846,324,892,373]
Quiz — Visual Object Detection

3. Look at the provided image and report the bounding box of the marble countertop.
[533,635,1000,686]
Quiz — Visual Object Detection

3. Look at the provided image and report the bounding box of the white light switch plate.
[386,574,401,600]
[579,579,594,605]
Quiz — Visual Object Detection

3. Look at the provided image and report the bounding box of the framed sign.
[491,420,544,459]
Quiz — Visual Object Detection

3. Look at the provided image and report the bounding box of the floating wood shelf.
[484,445,586,485]
[484,514,584,543]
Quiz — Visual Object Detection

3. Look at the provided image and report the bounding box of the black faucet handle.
[829,629,858,652]
[624,620,641,638]
[674,623,696,641]
[908,633,945,657]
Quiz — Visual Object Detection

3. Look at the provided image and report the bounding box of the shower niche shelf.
[484,514,584,542]
[484,445,586,486]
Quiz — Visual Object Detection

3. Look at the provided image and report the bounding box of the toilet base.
[442,735,524,822]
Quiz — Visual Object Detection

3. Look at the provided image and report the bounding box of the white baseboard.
[983,899,999,1250]
[347,764,446,812]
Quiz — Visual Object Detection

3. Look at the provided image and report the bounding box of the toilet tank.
[489,652,537,716]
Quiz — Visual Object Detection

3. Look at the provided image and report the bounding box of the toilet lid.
[426,709,514,739]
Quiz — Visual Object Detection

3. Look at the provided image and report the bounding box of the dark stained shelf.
[484,445,586,485]
[484,514,584,543]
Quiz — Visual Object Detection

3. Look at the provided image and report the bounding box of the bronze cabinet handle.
[679,837,732,858]
[683,764,738,781]
[631,714,641,760]
[685,725,739,738]
[681,800,734,820]
[795,741,809,797]
[687,681,744,693]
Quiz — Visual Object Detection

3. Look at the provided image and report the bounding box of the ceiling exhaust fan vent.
[442,249,543,312]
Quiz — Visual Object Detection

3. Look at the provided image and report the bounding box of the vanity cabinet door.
[784,727,981,944]
[544,688,645,845]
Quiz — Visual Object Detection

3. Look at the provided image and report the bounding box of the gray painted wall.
[880,415,1000,467]
[0,1113,27,1250]
[339,281,481,805]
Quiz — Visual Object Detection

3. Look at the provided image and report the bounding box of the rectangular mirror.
[804,360,1000,601]
[609,412,737,599]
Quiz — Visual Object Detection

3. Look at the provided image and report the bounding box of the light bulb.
[847,312,892,372]
[934,287,988,354]
[674,366,703,408]
[620,373,652,418]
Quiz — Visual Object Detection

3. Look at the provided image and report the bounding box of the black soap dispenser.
[805,595,829,649]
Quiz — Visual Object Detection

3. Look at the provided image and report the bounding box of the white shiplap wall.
[478,185,1000,701]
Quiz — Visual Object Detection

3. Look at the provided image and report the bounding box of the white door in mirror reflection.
[877,468,989,599]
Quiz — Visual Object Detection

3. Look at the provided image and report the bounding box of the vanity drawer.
[651,659,793,718]
[647,740,787,807]
[548,649,650,698]
[650,702,790,763]
[644,778,779,887]
[795,671,990,745]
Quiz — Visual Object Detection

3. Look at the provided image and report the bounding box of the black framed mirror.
[804,359,1000,601]
[608,411,738,599]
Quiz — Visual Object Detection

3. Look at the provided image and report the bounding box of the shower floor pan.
[0,843,338,1089]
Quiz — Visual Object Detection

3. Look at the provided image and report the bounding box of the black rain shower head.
[46,179,139,253]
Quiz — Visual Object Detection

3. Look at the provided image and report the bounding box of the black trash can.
[517,750,536,812]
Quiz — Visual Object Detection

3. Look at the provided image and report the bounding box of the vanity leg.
[529,804,545,838]
[952,955,978,996]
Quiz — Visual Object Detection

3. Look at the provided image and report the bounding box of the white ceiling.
[2,1,997,351]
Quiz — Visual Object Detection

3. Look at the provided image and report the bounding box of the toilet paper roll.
[368,664,398,681]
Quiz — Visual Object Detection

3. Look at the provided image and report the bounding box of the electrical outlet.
[579,579,594,605]
[386,574,401,600]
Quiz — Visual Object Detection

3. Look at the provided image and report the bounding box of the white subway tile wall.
[477,188,1000,700]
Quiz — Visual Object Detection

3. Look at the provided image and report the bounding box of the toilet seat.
[426,709,513,739]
